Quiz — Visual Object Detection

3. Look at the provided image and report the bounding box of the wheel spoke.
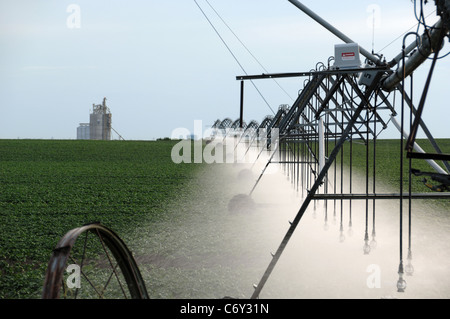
[95,229,128,297]
[42,223,149,299]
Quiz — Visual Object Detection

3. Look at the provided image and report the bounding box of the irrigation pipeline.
[211,46,450,297]
[213,1,450,298]
[41,0,450,299]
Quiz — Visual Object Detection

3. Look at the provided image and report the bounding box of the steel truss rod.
[278,74,326,134]
[320,106,392,112]
[268,106,288,131]
[390,115,448,175]
[294,117,384,129]
[236,66,389,81]
[343,75,389,131]
[380,87,450,173]
[315,75,345,118]
[312,192,450,200]
[396,87,448,172]
[404,30,450,165]
[315,76,368,141]
[408,152,450,161]
[250,71,384,299]
[273,161,316,164]
[282,131,373,139]
[321,75,389,141]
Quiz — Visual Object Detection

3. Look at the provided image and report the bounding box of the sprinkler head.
[363,232,371,254]
[397,264,407,292]
[405,261,414,276]
[363,240,371,255]
[371,230,377,249]
[397,274,407,292]
[405,251,414,276]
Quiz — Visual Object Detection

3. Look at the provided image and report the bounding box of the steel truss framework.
[209,0,450,299]
[214,0,449,299]
[212,49,450,297]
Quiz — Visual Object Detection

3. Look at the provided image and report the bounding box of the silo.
[77,123,90,140]
[89,97,112,140]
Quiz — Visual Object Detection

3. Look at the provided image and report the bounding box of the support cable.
[204,0,294,102]
[193,0,276,115]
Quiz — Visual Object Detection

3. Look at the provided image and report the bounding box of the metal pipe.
[288,0,381,65]
[382,19,445,91]
[287,1,448,93]
[387,35,422,68]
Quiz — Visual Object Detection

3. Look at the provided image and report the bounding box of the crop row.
[0,139,202,298]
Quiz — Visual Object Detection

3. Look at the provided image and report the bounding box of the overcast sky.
[0,0,448,140]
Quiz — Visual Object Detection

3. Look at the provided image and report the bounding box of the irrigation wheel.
[42,222,149,299]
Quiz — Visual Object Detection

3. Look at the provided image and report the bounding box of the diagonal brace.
[250,71,383,299]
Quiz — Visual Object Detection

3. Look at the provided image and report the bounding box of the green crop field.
[0,139,202,298]
[0,138,448,299]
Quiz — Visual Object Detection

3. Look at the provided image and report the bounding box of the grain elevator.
[77,97,112,140]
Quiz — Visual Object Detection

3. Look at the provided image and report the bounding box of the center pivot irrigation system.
[41,0,450,299]
[212,0,450,298]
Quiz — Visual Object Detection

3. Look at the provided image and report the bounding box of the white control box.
[334,43,361,69]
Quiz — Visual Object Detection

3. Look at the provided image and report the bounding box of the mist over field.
[128,141,450,299]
